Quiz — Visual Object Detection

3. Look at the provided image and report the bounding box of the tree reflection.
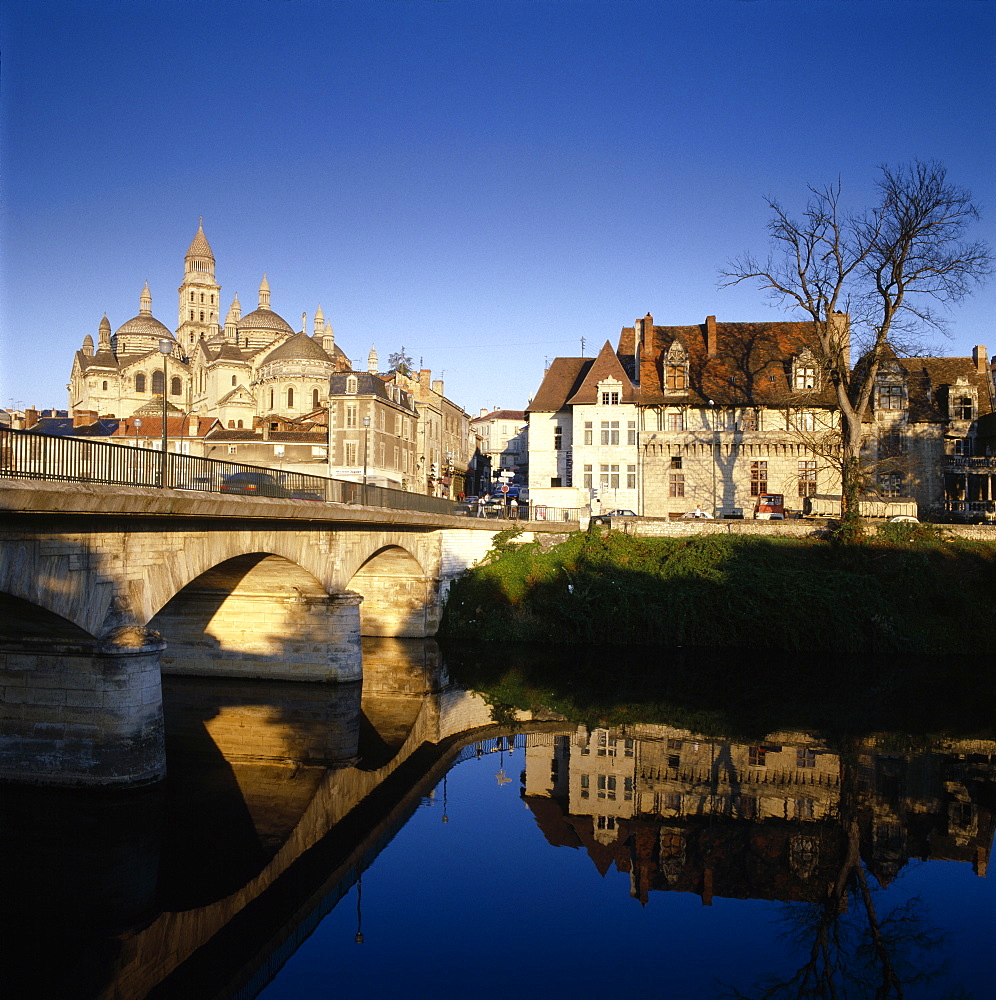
[720,820,956,999]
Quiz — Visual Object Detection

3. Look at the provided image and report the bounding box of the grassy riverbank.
[439,524,996,657]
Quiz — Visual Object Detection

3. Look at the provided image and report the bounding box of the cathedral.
[68,222,354,427]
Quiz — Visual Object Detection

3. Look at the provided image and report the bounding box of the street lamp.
[158,339,173,487]
[362,414,371,500]
[709,399,718,515]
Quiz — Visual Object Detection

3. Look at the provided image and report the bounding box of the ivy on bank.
[439,526,996,656]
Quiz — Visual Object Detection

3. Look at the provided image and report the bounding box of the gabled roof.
[565,340,639,405]
[471,409,526,423]
[526,357,594,413]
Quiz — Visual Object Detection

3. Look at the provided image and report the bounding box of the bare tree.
[722,161,992,534]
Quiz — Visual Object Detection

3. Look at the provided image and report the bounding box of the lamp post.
[158,339,173,487]
[709,399,718,515]
[362,414,371,501]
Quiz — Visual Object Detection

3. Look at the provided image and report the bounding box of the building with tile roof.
[527,312,996,519]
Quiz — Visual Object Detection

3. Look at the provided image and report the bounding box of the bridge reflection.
[2,640,993,1000]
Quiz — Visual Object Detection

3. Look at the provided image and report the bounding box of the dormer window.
[601,390,619,405]
[793,350,819,391]
[346,375,357,394]
[664,343,688,391]
[876,383,905,410]
[953,395,974,420]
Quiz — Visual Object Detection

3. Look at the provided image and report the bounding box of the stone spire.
[258,274,271,311]
[314,304,325,334]
[367,344,379,374]
[224,294,241,341]
[82,333,94,357]
[97,314,112,352]
[140,281,152,315]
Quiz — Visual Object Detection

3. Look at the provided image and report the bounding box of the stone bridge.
[0,479,575,786]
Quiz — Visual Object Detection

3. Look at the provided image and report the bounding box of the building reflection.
[522,726,995,906]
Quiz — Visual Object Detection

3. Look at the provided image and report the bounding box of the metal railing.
[0,428,582,522]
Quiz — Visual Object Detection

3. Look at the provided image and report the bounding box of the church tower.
[177,219,222,354]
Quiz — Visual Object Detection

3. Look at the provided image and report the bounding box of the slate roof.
[525,357,595,413]
[636,320,837,408]
[565,340,639,405]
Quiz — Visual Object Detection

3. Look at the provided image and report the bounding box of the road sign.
[500,484,509,493]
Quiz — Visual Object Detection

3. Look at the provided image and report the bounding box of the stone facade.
[528,312,996,518]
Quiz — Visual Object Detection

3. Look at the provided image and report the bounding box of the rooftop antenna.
[580,337,587,356]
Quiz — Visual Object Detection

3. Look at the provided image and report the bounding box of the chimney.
[705,315,717,356]
[972,345,987,375]
[72,409,97,428]
[24,407,39,429]
[432,379,444,396]
[188,414,199,436]
[480,408,488,418]
[829,312,851,371]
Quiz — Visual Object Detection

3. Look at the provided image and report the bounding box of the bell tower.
[177,219,222,354]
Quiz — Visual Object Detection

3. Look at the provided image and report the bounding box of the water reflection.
[0,639,992,999]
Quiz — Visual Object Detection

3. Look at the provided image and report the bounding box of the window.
[670,456,682,469]
[287,387,294,408]
[151,370,164,394]
[227,445,237,454]
[190,292,194,302]
[346,405,357,428]
[346,376,357,394]
[582,421,593,445]
[550,477,562,487]
[596,815,616,830]
[597,775,617,800]
[798,461,817,497]
[877,383,904,409]
[793,410,815,431]
[601,391,619,405]
[741,409,758,431]
[796,748,817,768]
[878,474,904,497]
[583,463,593,489]
[627,464,636,489]
[795,365,817,390]
[665,363,687,390]
[954,438,973,457]
[554,426,563,450]
[600,421,620,445]
[170,376,182,396]
[269,388,274,410]
[232,375,237,386]
[750,461,768,495]
[954,396,974,420]
[227,420,234,428]
[627,420,637,445]
[313,388,320,408]
[200,311,204,322]
[101,380,108,390]
[669,472,685,498]
[749,747,767,767]
[666,411,683,432]
[345,441,358,465]
[599,464,619,489]
[580,774,589,799]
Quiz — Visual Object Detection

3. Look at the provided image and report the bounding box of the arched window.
[135,372,146,393]
[200,293,204,303]
[228,420,235,428]
[269,388,274,409]
[232,375,237,386]
[170,376,182,396]
[313,388,320,408]
[200,311,205,322]
[102,381,108,390]
[287,386,294,408]
[346,375,357,394]
[210,295,214,305]
[237,420,243,428]
[151,370,164,394]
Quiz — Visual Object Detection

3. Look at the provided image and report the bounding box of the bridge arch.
[347,544,436,637]
[150,552,362,684]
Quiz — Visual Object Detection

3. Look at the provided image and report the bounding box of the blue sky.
[1,0,992,416]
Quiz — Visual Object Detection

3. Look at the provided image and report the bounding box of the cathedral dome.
[261,331,333,364]
[237,307,295,337]
[114,313,174,339]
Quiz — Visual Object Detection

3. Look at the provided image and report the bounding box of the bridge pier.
[0,626,166,787]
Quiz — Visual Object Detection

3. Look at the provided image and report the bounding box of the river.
[2,639,993,999]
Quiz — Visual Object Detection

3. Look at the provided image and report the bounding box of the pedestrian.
[478,493,489,517]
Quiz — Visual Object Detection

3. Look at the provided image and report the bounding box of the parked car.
[590,509,637,525]
[681,507,713,519]
[220,472,322,500]
[452,502,475,516]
